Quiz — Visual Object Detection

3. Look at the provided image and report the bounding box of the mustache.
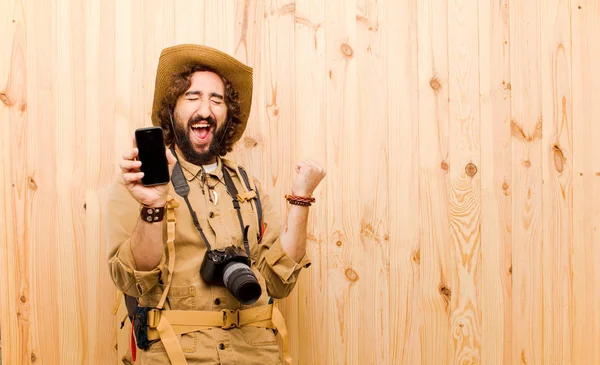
[188,115,216,128]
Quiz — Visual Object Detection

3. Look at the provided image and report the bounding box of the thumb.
[166,148,177,174]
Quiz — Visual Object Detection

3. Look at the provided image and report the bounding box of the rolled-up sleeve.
[105,177,165,297]
[253,179,311,299]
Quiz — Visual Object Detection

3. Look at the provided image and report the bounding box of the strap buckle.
[147,309,161,328]
[221,309,239,329]
[236,191,256,202]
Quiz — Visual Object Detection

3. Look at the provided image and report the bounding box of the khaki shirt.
[106,155,310,365]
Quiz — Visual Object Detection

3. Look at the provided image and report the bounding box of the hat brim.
[151,44,253,144]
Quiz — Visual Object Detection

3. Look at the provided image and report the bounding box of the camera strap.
[169,146,212,251]
[222,168,252,259]
[169,146,251,258]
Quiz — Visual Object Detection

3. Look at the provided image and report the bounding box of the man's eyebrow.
[183,91,224,100]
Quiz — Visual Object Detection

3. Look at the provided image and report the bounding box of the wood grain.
[571,1,600,365]
[541,0,573,363]
[1,1,30,364]
[325,0,361,363]
[293,0,328,363]
[510,0,544,363]
[1,1,600,364]
[387,0,421,363]
[447,0,483,362]
[417,0,454,363]
[478,0,513,364]
[355,0,390,364]
[263,0,300,361]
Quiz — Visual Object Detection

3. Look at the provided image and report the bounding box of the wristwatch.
[140,204,166,223]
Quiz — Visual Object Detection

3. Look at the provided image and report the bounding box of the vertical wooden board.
[540,0,573,363]
[143,0,174,127]
[355,0,389,364]
[174,0,206,45]
[325,0,360,363]
[53,0,87,362]
[509,0,544,363]
[417,0,454,362]
[25,0,62,363]
[0,1,30,364]
[293,0,328,363]
[447,0,482,363]
[232,0,266,172]
[571,2,600,365]
[114,0,144,154]
[478,0,512,364]
[387,0,421,363]
[262,0,299,360]
[203,0,235,53]
[85,0,116,363]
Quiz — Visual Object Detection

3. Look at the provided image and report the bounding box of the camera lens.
[222,262,262,305]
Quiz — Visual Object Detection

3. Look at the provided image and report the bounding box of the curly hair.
[156,64,242,156]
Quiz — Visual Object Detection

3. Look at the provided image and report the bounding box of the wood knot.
[28,176,38,191]
[20,102,27,114]
[465,163,478,177]
[553,145,565,173]
[508,266,512,275]
[329,69,333,79]
[522,160,531,168]
[441,160,449,171]
[20,295,27,303]
[412,249,420,263]
[344,268,359,282]
[0,92,13,106]
[335,240,342,247]
[243,136,259,149]
[83,203,87,210]
[429,76,442,93]
[340,44,354,58]
[439,285,451,307]
[505,82,512,90]
[31,353,37,363]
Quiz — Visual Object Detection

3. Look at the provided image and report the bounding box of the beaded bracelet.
[285,194,315,206]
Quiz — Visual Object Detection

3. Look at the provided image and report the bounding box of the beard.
[173,114,228,166]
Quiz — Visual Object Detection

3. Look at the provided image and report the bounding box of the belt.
[144,303,290,365]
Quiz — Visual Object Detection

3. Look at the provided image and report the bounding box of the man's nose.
[196,100,210,119]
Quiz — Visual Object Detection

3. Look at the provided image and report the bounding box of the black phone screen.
[135,126,170,186]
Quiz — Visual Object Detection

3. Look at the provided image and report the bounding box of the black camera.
[199,245,262,305]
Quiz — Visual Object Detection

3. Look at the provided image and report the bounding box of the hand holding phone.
[120,126,176,207]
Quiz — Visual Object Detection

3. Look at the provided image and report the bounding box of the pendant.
[212,190,219,205]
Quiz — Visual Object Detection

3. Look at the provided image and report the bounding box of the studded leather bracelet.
[140,204,166,223]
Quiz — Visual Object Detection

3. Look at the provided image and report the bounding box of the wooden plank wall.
[1,0,599,364]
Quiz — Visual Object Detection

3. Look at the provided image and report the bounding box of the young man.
[107,44,325,365]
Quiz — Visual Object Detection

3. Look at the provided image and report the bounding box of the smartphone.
[134,126,170,186]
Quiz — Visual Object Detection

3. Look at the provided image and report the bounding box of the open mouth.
[190,122,214,142]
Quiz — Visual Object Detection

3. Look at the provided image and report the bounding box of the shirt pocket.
[240,326,278,346]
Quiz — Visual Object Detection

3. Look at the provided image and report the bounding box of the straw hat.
[151,44,253,143]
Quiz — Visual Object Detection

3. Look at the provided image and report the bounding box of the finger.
[119,159,142,172]
[166,148,177,175]
[123,172,144,184]
[123,148,139,161]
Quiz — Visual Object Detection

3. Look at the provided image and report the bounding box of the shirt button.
[208,211,215,218]
[218,343,225,350]
[214,298,221,305]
